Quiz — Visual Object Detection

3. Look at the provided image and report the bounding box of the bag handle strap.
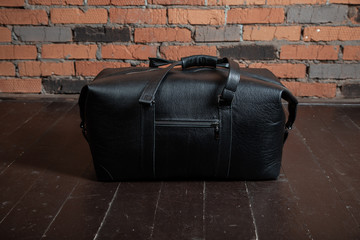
[139,55,241,106]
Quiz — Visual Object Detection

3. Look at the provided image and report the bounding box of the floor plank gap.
[41,181,80,239]
[93,183,121,240]
[245,182,259,240]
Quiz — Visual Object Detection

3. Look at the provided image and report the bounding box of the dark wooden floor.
[0,97,359,240]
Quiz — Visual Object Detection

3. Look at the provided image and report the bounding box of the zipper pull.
[212,122,220,140]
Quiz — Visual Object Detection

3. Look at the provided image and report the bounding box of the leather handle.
[149,56,228,68]
[181,55,217,69]
[139,56,240,106]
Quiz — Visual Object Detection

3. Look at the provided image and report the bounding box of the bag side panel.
[85,74,148,181]
[230,76,286,180]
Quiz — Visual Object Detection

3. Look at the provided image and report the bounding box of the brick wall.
[0,0,359,98]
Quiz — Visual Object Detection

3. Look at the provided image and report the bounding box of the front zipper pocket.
[154,118,221,178]
[155,119,220,140]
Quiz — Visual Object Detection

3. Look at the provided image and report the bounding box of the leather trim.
[219,58,240,104]
[181,55,217,69]
[139,62,180,105]
[216,105,233,178]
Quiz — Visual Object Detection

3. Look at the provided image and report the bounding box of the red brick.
[343,46,360,60]
[102,45,157,60]
[329,0,359,4]
[168,9,225,25]
[111,0,145,4]
[281,82,336,98]
[249,63,306,78]
[208,0,265,5]
[0,45,37,60]
[243,26,301,41]
[149,0,203,5]
[0,0,24,6]
[76,61,131,76]
[87,0,145,5]
[160,46,217,60]
[0,78,42,93]
[29,0,83,4]
[0,62,15,76]
[0,27,11,42]
[304,27,360,41]
[109,8,166,24]
[51,8,108,24]
[0,9,48,25]
[18,61,74,76]
[267,0,326,4]
[134,28,191,43]
[42,44,97,59]
[280,45,339,60]
[88,0,111,4]
[227,8,284,24]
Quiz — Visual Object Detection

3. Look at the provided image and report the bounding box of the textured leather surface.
[79,56,298,181]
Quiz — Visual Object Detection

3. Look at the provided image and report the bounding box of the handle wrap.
[181,55,218,69]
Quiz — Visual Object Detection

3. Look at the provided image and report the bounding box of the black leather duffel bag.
[79,55,297,181]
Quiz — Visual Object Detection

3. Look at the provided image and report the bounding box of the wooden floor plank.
[0,173,80,239]
[0,142,91,239]
[282,118,360,239]
[0,102,49,137]
[39,177,119,240]
[151,181,203,240]
[341,106,360,128]
[0,102,74,174]
[0,105,93,239]
[94,182,162,239]
[315,105,360,161]
[0,102,17,119]
[0,106,88,226]
[246,175,310,239]
[294,106,360,227]
[204,181,255,240]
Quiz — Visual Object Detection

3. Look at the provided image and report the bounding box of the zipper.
[155,119,220,140]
